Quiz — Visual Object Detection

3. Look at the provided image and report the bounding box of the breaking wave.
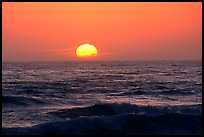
[2,103,202,135]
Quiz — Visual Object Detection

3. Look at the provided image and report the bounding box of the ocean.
[2,61,202,135]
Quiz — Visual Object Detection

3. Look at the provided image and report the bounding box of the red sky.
[2,2,202,61]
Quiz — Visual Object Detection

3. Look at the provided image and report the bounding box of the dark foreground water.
[2,61,202,135]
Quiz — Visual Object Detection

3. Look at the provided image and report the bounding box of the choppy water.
[2,61,202,135]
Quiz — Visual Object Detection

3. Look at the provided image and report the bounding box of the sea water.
[2,61,202,135]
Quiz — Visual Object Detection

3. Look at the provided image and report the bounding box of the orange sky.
[2,2,202,61]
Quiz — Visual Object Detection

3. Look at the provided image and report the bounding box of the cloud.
[48,48,75,52]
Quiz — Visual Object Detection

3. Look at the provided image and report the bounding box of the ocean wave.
[3,112,202,135]
[109,89,196,96]
[2,103,202,135]
[48,103,202,119]
[2,95,48,107]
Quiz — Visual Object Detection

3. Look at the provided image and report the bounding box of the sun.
[76,44,98,57]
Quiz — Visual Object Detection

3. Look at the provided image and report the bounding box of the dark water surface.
[2,61,202,135]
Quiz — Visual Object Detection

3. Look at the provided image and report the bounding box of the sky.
[2,2,202,61]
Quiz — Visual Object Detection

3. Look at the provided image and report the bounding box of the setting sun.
[76,44,98,57]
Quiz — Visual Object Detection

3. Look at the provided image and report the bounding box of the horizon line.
[2,59,202,62]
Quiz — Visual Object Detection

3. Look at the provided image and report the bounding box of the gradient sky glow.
[2,2,202,61]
